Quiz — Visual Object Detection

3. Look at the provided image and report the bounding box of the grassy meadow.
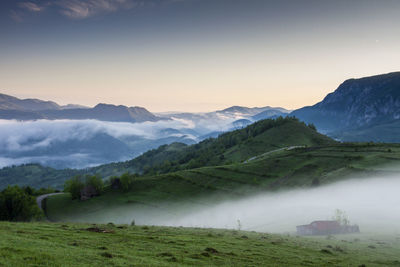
[1,221,400,266]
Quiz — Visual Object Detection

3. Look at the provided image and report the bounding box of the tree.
[308,123,317,131]
[64,176,85,200]
[0,186,43,221]
[120,172,134,192]
[333,209,349,226]
[85,175,104,194]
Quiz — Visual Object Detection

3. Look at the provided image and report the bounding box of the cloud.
[0,118,194,153]
[13,0,190,20]
[0,154,94,169]
[55,0,147,19]
[19,2,45,12]
[0,111,239,168]
[0,118,199,168]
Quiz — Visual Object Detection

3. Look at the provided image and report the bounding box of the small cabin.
[297,220,360,236]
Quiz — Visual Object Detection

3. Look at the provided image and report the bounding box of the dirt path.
[36,193,64,210]
[243,145,305,163]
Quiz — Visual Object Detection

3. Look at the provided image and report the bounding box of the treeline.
[64,175,104,200]
[63,173,139,200]
[0,186,46,221]
[0,163,82,190]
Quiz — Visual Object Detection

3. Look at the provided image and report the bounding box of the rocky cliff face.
[292,72,400,133]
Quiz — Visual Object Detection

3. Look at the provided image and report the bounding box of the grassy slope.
[0,117,334,189]
[47,143,400,223]
[1,221,400,266]
[0,164,80,190]
[89,117,335,177]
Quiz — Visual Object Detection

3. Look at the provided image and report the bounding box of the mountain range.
[1,71,400,170]
[291,72,400,142]
[0,93,288,169]
[0,93,160,123]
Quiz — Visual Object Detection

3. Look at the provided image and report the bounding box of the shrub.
[0,186,43,221]
[120,172,134,192]
[64,176,85,200]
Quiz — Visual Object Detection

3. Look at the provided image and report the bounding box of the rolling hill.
[45,142,400,224]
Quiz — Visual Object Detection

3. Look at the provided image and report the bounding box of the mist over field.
[95,174,400,234]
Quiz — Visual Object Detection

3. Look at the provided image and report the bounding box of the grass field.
[47,143,400,224]
[1,221,400,266]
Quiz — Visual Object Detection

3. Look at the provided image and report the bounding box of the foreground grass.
[1,222,400,266]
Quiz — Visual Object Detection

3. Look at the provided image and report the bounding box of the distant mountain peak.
[219,105,289,115]
[0,93,60,111]
[0,93,161,123]
[291,71,400,141]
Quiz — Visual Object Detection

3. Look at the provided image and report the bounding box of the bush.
[0,186,43,221]
[120,172,134,192]
[85,175,104,194]
[64,175,104,200]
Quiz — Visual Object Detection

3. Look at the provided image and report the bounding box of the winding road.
[36,193,64,210]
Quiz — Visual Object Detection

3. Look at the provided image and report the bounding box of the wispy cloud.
[14,0,188,20]
[56,0,147,19]
[19,2,45,12]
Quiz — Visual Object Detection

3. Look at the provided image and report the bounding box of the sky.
[0,0,399,112]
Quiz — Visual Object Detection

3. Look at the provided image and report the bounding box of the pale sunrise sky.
[0,0,399,112]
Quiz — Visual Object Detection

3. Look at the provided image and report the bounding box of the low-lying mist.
[0,115,240,168]
[90,174,400,234]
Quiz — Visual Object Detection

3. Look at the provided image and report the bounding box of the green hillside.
[46,143,400,223]
[92,117,334,176]
[1,221,400,266]
[0,117,334,189]
[0,164,80,190]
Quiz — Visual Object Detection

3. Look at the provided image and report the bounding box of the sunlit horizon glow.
[1,0,399,112]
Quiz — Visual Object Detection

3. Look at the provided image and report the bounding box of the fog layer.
[0,115,240,168]
[83,174,400,234]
